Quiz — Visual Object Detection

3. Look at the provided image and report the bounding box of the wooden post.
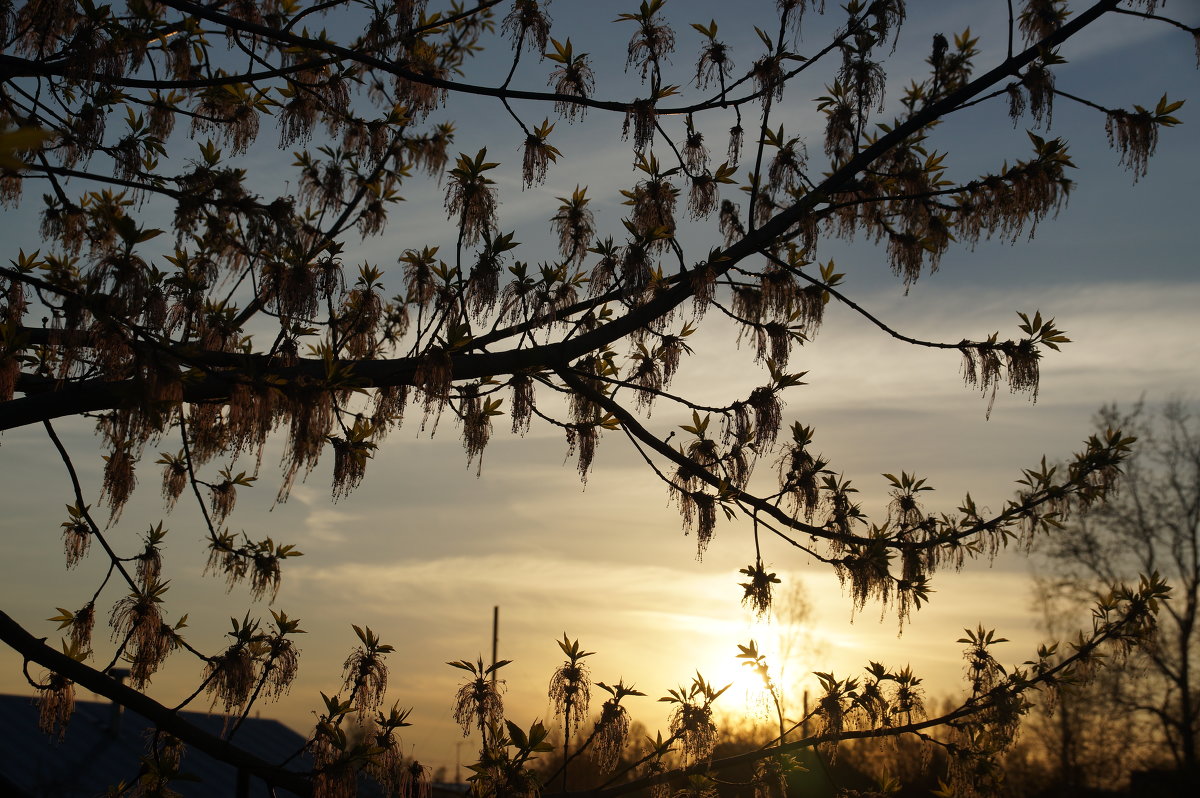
[490,606,499,684]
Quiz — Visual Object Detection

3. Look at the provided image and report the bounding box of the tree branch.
[0,610,312,798]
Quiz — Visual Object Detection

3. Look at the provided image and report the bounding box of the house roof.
[0,692,312,797]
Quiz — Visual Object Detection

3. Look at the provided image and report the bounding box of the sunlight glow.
[702,622,785,721]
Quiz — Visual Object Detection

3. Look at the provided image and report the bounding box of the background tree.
[0,1,1196,796]
[754,577,827,733]
[1034,401,1200,782]
[1000,576,1163,796]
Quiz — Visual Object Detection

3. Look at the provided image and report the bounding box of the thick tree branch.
[1,0,1124,435]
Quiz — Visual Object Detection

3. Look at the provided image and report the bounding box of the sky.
[1,0,1198,779]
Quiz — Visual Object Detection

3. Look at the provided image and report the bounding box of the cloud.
[290,486,366,544]
[290,552,724,619]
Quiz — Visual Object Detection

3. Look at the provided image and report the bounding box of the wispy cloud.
[290,486,366,544]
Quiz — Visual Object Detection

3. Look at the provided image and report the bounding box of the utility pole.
[490,605,499,684]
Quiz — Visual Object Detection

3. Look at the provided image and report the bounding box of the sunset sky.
[1,0,1198,779]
